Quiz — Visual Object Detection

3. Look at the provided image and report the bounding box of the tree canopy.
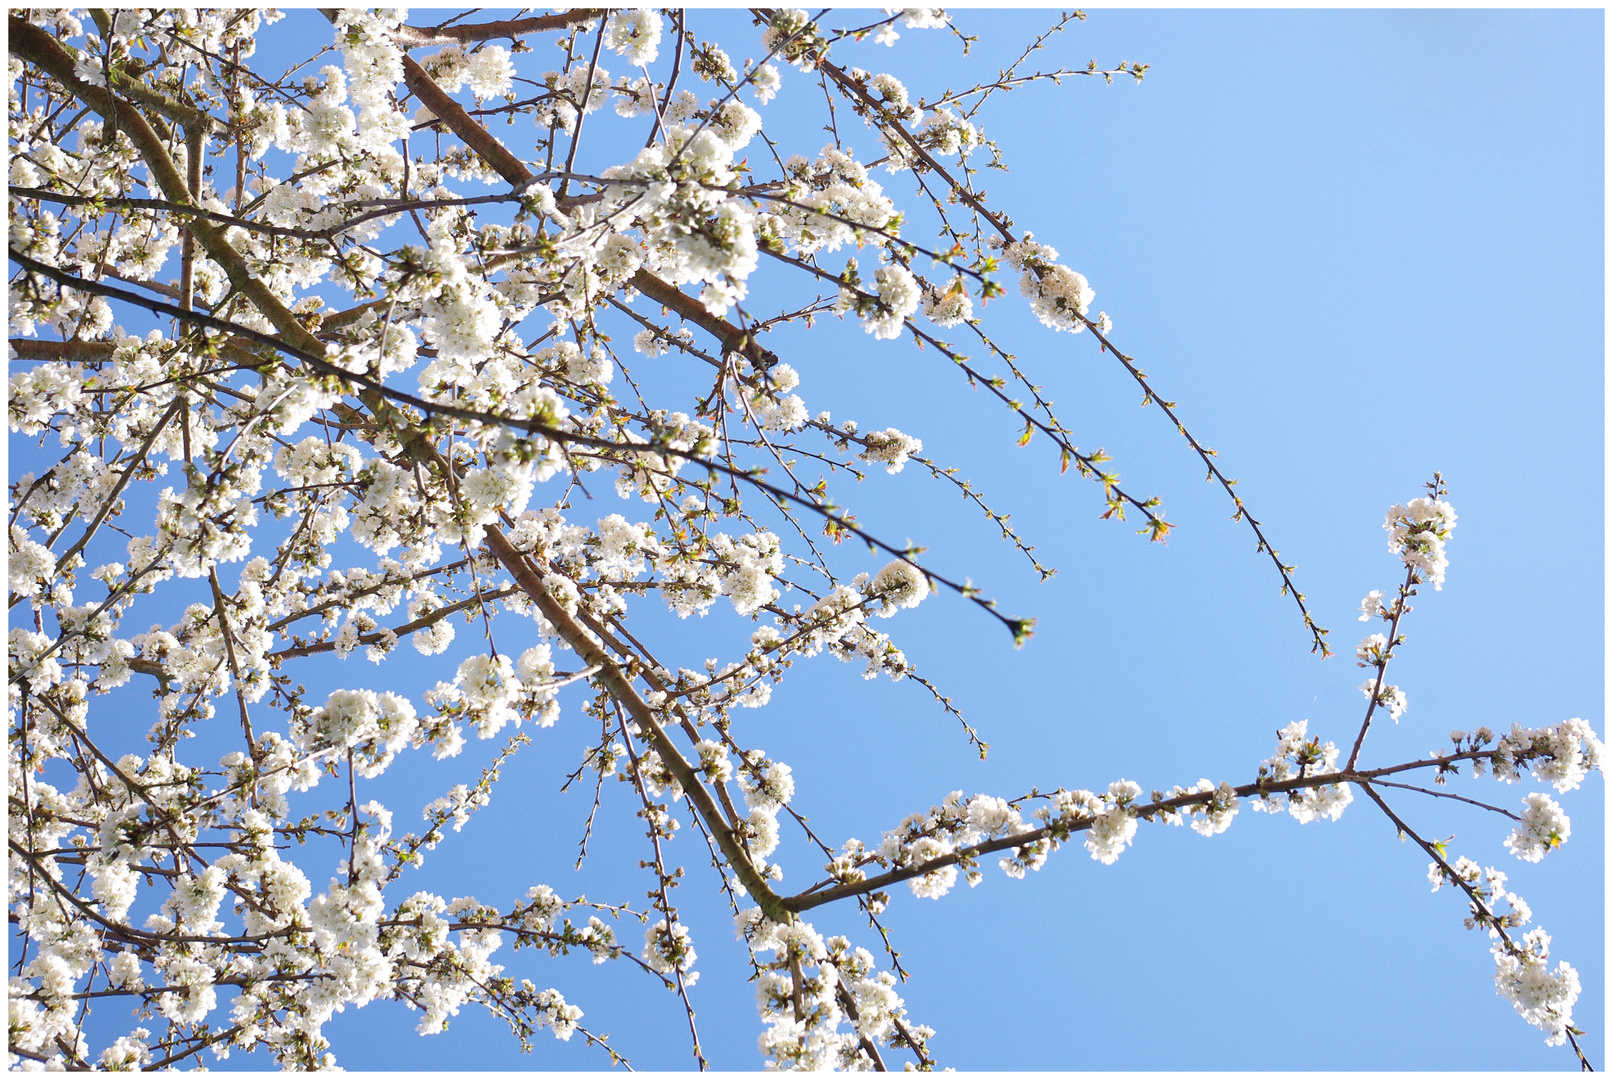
[7,7,1602,1071]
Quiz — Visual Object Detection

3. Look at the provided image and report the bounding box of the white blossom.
[868,559,928,615]
[1504,792,1570,862]
[859,428,922,474]
[606,10,662,67]
[1494,929,1581,1046]
[1385,496,1457,589]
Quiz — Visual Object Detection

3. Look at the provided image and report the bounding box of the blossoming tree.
[7,7,1601,1071]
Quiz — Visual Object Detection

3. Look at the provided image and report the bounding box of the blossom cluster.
[735,909,934,1069]
[1427,858,1580,1046]
[857,768,1244,904]
[1494,929,1582,1048]
[1489,718,1605,793]
[1161,779,1242,836]
[1503,792,1570,863]
[1385,496,1457,588]
[993,233,1102,334]
[1249,720,1353,823]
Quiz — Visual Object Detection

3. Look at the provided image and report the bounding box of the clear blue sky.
[27,7,1602,1071]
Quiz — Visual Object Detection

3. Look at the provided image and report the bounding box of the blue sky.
[18,7,1602,1072]
[329,9,1603,1069]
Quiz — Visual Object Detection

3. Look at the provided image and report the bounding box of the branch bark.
[480,526,792,923]
[396,39,782,372]
[391,10,605,48]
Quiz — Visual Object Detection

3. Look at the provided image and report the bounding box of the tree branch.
[391,10,605,48]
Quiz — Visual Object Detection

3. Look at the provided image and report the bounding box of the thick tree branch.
[783,755,1500,913]
[391,10,605,48]
[481,527,792,923]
